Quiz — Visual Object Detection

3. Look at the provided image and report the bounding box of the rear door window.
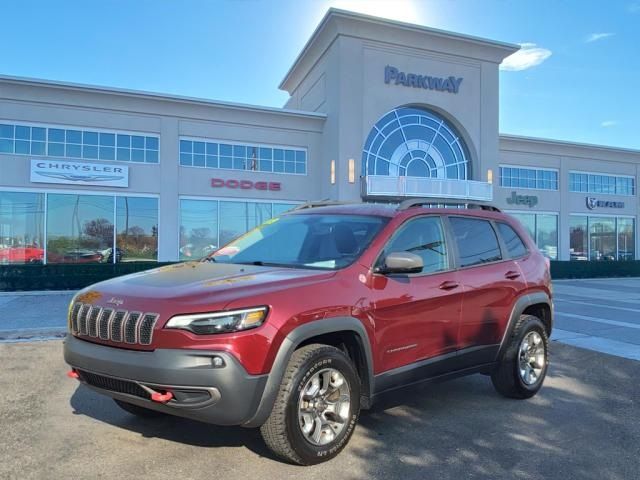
[449,217,502,267]
[496,222,528,258]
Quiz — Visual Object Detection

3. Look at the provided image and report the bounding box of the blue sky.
[2,0,639,149]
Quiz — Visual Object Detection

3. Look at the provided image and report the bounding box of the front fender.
[242,316,373,427]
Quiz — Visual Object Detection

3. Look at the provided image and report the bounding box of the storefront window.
[569,217,588,261]
[273,203,298,216]
[508,212,558,260]
[537,214,558,260]
[510,213,535,240]
[617,218,635,260]
[179,199,219,260]
[116,197,158,262]
[46,194,114,264]
[0,192,45,264]
[219,201,272,246]
[589,217,616,261]
[179,199,300,259]
[570,215,635,261]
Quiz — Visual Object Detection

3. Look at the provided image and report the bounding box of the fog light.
[211,356,225,368]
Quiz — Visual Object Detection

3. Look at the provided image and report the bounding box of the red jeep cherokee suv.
[64,199,552,465]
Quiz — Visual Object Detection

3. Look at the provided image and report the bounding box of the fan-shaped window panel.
[362,107,469,180]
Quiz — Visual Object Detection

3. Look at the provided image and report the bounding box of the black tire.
[491,314,549,399]
[260,344,361,465]
[113,399,165,418]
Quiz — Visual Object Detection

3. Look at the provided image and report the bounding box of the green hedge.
[550,260,640,279]
[0,262,175,291]
[1,260,639,291]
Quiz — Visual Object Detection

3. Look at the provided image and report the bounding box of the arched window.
[362,106,469,180]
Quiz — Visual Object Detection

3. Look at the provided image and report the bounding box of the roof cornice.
[279,8,519,93]
[0,74,327,120]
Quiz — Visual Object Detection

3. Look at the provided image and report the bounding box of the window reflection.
[179,199,219,260]
[589,217,616,261]
[179,200,299,259]
[219,201,272,246]
[569,217,588,261]
[116,197,158,262]
[536,214,558,261]
[0,192,45,264]
[46,194,114,264]
[617,218,635,261]
[508,212,558,260]
[570,215,635,261]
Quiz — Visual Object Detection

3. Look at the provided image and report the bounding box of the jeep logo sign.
[506,191,538,208]
[211,178,281,191]
[384,65,463,94]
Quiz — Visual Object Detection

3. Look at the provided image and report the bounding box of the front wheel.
[491,315,549,399]
[260,344,361,465]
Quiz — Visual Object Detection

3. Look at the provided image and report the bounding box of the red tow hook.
[151,391,174,403]
[67,370,79,379]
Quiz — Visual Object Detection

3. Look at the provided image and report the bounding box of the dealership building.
[1,8,638,264]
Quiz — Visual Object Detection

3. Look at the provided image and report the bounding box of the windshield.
[207,214,388,270]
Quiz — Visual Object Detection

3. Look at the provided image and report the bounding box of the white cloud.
[601,120,618,128]
[586,32,615,43]
[500,43,552,71]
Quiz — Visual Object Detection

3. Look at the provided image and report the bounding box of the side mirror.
[381,251,423,274]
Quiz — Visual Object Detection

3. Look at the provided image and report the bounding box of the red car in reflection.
[0,246,44,264]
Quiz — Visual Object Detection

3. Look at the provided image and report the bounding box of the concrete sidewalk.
[0,290,74,340]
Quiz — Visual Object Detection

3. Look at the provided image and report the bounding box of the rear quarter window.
[496,222,528,258]
[449,217,502,268]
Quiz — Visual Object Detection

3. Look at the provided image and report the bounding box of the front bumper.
[63,334,268,426]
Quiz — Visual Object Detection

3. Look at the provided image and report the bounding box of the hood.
[76,261,336,314]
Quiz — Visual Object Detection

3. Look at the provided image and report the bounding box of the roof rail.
[292,199,351,211]
[397,198,501,212]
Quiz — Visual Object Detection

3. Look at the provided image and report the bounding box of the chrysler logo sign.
[586,197,624,209]
[384,65,463,94]
[30,160,129,187]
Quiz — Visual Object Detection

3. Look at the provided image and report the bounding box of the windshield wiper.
[235,260,294,268]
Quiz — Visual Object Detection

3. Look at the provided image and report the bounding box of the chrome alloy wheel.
[518,331,546,385]
[298,368,351,446]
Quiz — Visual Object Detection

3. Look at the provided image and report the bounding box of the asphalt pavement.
[553,278,640,360]
[0,279,639,478]
[0,339,637,480]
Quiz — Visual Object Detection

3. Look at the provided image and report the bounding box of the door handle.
[439,280,459,290]
[505,270,521,280]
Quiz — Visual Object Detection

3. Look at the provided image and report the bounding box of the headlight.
[165,307,268,335]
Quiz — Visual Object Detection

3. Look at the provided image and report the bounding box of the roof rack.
[292,199,351,211]
[397,198,501,212]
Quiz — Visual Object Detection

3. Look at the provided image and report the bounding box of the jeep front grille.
[70,303,159,346]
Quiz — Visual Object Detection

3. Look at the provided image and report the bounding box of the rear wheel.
[114,399,165,418]
[491,315,549,399]
[260,344,360,465]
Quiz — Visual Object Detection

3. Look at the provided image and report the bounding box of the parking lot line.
[555,311,640,330]
[555,333,640,361]
[555,298,640,314]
